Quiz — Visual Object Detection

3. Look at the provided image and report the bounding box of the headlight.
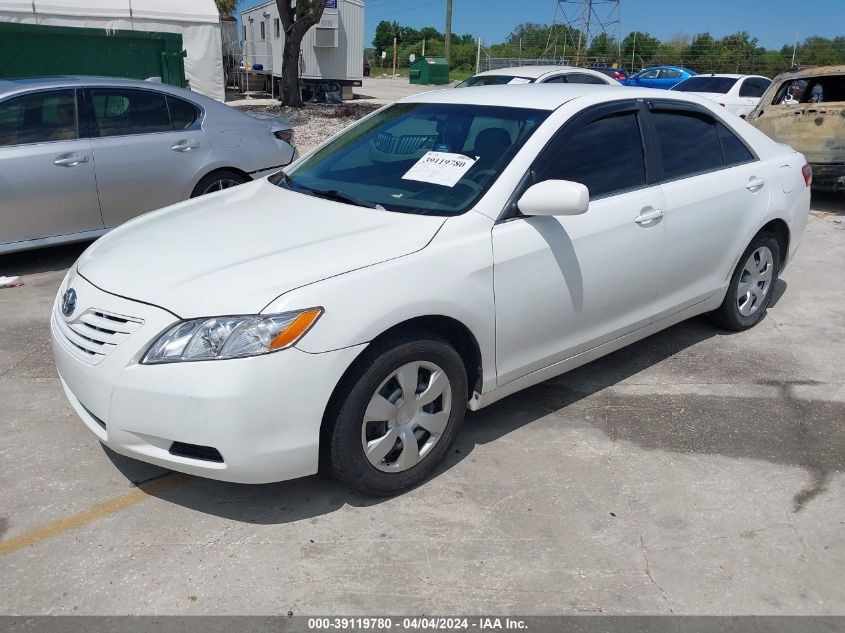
[141,308,323,364]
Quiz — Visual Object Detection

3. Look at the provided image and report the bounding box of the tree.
[276,0,328,107]
[621,31,660,70]
[373,20,400,54]
[587,32,618,63]
[214,0,237,16]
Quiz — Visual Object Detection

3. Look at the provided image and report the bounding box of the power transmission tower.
[545,0,621,66]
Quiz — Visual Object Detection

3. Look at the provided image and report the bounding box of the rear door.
[737,77,770,117]
[86,87,210,228]
[0,88,102,247]
[492,101,666,385]
[646,101,771,320]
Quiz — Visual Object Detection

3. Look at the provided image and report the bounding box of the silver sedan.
[0,76,296,254]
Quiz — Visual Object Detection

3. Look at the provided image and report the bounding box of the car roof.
[0,75,191,97]
[398,83,719,110]
[471,65,602,79]
[771,64,845,81]
[638,65,696,73]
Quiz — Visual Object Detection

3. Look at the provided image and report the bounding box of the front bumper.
[51,270,364,484]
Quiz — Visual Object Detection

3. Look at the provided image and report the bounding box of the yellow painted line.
[0,473,191,557]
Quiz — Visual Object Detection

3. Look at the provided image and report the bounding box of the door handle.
[634,208,663,224]
[171,140,199,152]
[746,177,765,192]
[53,154,89,166]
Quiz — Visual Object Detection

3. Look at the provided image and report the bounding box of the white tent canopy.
[0,0,224,100]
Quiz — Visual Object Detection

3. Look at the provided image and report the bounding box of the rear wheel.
[328,332,468,496]
[191,170,249,197]
[710,232,780,331]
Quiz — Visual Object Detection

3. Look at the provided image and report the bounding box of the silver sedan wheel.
[361,361,452,473]
[737,245,774,317]
[202,178,242,194]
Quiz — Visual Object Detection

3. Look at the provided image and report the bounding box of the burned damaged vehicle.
[747,65,845,191]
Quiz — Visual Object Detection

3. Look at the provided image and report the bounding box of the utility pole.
[631,30,636,73]
[392,36,397,76]
[791,29,799,68]
[476,36,481,73]
[444,0,453,62]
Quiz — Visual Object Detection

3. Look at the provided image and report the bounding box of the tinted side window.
[542,75,569,84]
[535,111,646,198]
[91,89,171,137]
[740,78,768,98]
[660,69,682,79]
[639,69,660,79]
[718,123,754,166]
[566,73,607,85]
[167,96,200,130]
[0,89,78,146]
[652,109,723,180]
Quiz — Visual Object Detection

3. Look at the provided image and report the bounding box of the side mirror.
[517,180,589,217]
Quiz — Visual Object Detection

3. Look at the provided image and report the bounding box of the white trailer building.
[240,0,364,99]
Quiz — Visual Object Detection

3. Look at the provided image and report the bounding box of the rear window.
[456,75,533,87]
[672,76,738,94]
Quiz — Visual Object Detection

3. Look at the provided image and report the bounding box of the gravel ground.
[241,102,381,154]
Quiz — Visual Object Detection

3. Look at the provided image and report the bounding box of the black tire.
[327,331,468,496]
[190,170,249,198]
[709,231,781,331]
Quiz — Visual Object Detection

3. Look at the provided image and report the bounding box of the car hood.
[77,179,446,317]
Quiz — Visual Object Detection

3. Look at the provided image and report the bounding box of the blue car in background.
[624,66,696,89]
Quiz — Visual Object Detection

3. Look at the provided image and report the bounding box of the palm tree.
[214,0,237,17]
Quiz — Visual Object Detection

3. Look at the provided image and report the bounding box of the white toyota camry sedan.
[52,84,811,496]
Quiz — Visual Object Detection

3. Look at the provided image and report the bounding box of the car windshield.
[672,76,738,93]
[455,75,534,87]
[271,102,549,216]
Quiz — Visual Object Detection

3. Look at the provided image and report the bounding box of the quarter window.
[652,109,723,180]
[166,95,200,130]
[90,89,172,137]
[534,111,646,198]
[0,89,78,146]
[718,123,754,165]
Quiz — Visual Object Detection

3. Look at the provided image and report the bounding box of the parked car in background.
[747,65,845,192]
[624,66,696,89]
[52,84,810,496]
[0,76,296,254]
[456,65,617,87]
[590,66,630,82]
[671,74,771,118]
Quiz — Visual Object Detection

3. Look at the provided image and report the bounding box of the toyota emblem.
[61,288,77,317]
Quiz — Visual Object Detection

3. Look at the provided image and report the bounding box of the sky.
[358,0,844,50]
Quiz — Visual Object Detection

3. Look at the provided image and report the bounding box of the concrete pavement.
[0,196,843,615]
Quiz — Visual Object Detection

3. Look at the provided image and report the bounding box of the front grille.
[373,132,436,155]
[169,442,224,463]
[55,306,144,365]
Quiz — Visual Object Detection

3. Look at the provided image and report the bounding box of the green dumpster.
[409,57,450,85]
[0,22,186,88]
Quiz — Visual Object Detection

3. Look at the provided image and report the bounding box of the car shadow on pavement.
[0,241,93,277]
[109,283,843,525]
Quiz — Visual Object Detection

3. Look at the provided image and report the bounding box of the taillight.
[615,72,625,80]
[802,163,812,187]
[274,129,294,144]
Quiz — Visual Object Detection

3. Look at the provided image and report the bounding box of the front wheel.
[710,232,780,331]
[328,333,468,496]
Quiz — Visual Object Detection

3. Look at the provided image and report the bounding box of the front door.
[0,88,102,246]
[492,102,666,386]
[85,87,210,228]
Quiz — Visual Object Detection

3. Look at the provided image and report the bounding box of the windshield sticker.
[508,77,532,85]
[402,151,478,188]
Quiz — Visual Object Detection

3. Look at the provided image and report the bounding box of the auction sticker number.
[402,151,478,188]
